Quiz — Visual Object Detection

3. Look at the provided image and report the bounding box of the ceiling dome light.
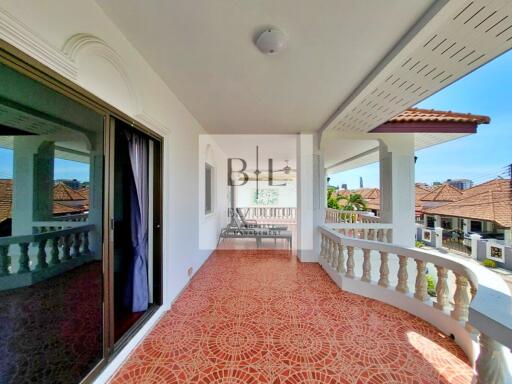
[255,28,287,55]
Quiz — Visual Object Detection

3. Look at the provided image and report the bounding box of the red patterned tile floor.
[110,250,473,384]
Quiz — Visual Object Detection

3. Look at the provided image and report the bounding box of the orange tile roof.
[0,179,13,223]
[0,179,87,223]
[390,108,490,124]
[424,190,512,228]
[53,182,87,201]
[420,184,464,202]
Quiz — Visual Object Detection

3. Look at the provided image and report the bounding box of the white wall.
[0,1,227,381]
[198,136,229,253]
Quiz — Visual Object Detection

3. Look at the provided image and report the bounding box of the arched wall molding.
[62,33,140,115]
[135,111,170,136]
[0,7,77,79]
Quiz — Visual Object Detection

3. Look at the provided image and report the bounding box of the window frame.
[204,162,215,216]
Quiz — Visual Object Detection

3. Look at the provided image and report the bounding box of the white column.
[379,135,415,247]
[434,227,444,249]
[471,233,482,259]
[296,132,324,262]
[12,137,54,235]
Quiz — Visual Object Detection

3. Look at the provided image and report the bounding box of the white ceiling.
[96,0,435,134]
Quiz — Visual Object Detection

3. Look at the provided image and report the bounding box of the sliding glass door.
[111,118,162,345]
[0,43,163,383]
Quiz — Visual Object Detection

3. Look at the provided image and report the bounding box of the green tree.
[338,193,367,211]
[327,186,341,209]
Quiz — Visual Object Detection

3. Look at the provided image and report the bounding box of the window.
[426,216,435,228]
[471,220,483,233]
[441,217,453,230]
[205,163,214,215]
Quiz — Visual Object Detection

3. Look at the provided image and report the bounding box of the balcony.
[110,247,472,383]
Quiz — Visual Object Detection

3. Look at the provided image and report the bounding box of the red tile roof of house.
[0,179,13,223]
[0,180,88,223]
[423,179,512,228]
[53,182,87,201]
[390,108,490,124]
[420,184,464,202]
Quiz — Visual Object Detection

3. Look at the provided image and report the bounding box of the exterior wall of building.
[0,1,229,380]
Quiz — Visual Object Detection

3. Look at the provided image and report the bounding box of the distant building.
[359,177,363,188]
[445,178,473,190]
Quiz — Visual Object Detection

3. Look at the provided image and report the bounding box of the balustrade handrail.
[0,224,95,246]
[325,207,381,223]
[320,223,512,350]
[51,213,89,222]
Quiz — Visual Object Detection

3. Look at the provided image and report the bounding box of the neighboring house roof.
[0,179,13,223]
[53,182,87,201]
[77,187,89,199]
[424,189,512,228]
[389,108,491,124]
[0,179,88,224]
[420,184,464,202]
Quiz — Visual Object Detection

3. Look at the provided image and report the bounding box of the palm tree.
[339,193,367,211]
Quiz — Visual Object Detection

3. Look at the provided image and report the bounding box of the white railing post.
[451,273,470,322]
[346,246,355,278]
[475,333,506,384]
[337,243,345,274]
[433,266,449,311]
[414,259,429,301]
[361,248,371,282]
[396,255,409,293]
[378,251,389,288]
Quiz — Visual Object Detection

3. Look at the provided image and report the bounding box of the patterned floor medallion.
[110,250,473,383]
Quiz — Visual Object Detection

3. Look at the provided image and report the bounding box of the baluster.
[377,229,384,242]
[475,333,506,384]
[82,231,91,256]
[346,246,355,278]
[386,229,392,243]
[378,251,389,287]
[368,229,375,241]
[361,248,371,282]
[320,233,326,260]
[396,255,409,293]
[49,237,60,265]
[327,237,334,265]
[469,280,477,303]
[72,232,81,258]
[18,242,30,273]
[337,243,345,274]
[451,273,470,321]
[433,266,449,311]
[62,234,72,261]
[35,238,48,270]
[362,229,368,240]
[0,245,9,276]
[414,260,428,301]
[331,240,338,269]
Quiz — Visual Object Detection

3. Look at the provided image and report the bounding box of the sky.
[330,49,512,189]
[0,148,89,181]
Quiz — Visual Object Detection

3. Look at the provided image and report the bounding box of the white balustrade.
[0,224,95,288]
[319,223,512,383]
[230,207,296,222]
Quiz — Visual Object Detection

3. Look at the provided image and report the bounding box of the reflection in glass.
[0,63,104,383]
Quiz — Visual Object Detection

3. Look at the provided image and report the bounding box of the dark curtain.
[123,130,149,312]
